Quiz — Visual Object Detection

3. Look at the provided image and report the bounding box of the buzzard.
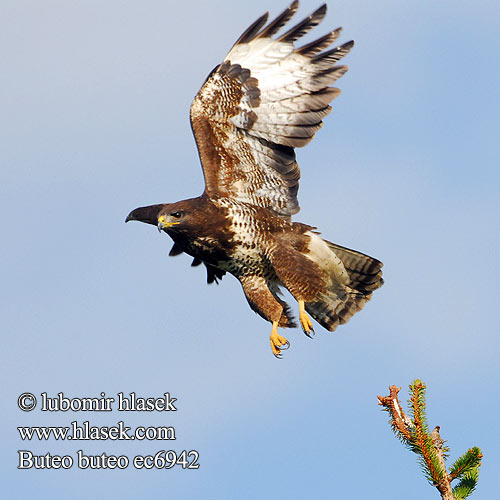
[126,1,383,357]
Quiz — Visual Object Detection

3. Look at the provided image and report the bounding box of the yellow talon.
[270,321,289,357]
[298,300,314,337]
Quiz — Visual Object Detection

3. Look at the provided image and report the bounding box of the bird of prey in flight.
[126,1,383,357]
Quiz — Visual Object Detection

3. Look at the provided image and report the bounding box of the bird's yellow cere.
[158,215,180,228]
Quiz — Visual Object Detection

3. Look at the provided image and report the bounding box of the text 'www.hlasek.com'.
[16,392,199,470]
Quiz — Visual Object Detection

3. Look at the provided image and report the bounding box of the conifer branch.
[449,448,483,481]
[452,468,480,499]
[377,381,483,500]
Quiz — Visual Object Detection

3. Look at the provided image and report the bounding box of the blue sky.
[2,0,499,498]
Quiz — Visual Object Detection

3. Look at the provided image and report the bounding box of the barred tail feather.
[303,234,383,331]
[324,240,384,294]
[305,287,369,332]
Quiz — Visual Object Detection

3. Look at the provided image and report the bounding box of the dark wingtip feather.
[312,40,354,64]
[317,3,328,18]
[296,28,342,56]
[233,11,269,46]
[169,243,184,257]
[256,0,299,39]
[205,263,226,285]
[278,3,328,43]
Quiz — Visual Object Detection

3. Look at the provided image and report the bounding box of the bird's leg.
[270,321,290,358]
[298,300,314,338]
[239,275,291,358]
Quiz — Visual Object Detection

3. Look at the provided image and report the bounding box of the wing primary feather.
[296,28,342,56]
[232,11,269,46]
[169,243,184,256]
[205,263,226,285]
[312,40,355,64]
[277,3,327,43]
[256,0,299,39]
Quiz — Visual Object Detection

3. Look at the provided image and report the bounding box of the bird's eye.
[170,211,183,219]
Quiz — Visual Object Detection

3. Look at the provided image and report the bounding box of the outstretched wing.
[190,1,353,219]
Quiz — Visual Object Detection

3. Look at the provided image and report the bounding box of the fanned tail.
[304,237,383,331]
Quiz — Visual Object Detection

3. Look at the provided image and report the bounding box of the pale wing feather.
[190,1,353,218]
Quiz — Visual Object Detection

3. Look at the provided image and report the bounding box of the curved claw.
[270,323,290,358]
[271,340,289,358]
[272,340,289,358]
[304,327,315,339]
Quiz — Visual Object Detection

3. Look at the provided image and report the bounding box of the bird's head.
[156,204,189,233]
[126,199,200,234]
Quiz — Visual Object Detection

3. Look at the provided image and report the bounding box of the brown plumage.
[126,1,383,357]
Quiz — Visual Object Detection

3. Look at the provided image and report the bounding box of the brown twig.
[377,385,413,440]
[430,426,455,499]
